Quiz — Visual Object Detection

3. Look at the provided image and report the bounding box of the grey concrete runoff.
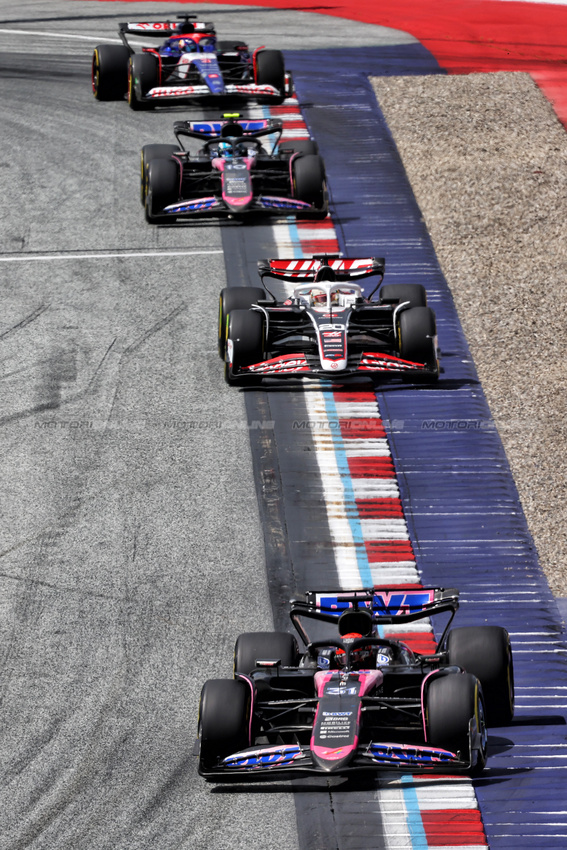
[372,72,567,601]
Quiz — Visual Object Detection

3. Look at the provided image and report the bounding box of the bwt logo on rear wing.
[308,587,459,619]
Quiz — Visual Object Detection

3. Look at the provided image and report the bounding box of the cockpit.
[294,282,363,310]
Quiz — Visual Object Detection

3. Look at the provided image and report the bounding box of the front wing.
[162,195,316,217]
[232,351,438,379]
[199,739,473,781]
[143,83,283,102]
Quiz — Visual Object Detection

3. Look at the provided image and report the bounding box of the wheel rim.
[91,51,99,95]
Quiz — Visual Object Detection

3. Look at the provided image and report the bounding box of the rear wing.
[290,587,459,645]
[119,20,216,37]
[173,117,282,144]
[258,256,386,286]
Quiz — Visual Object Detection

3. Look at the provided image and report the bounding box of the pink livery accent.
[314,670,383,697]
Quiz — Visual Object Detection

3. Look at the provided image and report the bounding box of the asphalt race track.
[0,3,417,848]
[3,2,567,849]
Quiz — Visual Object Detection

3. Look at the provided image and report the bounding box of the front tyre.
[145,158,179,224]
[128,53,159,110]
[427,673,487,774]
[225,309,265,386]
[198,679,250,772]
[218,287,265,359]
[92,44,129,100]
[398,305,438,375]
[140,145,180,206]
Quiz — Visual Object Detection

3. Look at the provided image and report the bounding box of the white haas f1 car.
[141,115,327,222]
[198,587,514,781]
[92,15,291,108]
[219,256,439,384]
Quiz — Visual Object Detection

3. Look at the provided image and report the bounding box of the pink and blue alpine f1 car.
[141,115,327,222]
[198,587,514,781]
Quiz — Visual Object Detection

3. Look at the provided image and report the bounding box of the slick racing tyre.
[145,159,179,224]
[234,632,299,676]
[427,673,487,774]
[380,283,427,309]
[128,53,159,110]
[92,44,129,101]
[398,306,438,375]
[278,139,319,157]
[224,309,265,385]
[254,49,285,102]
[216,39,248,51]
[198,679,250,772]
[292,154,326,212]
[140,145,180,206]
[446,626,515,725]
[218,287,265,359]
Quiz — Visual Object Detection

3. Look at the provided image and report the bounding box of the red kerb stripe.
[348,457,396,478]
[339,418,387,439]
[421,809,487,846]
[356,499,404,518]
[366,541,415,561]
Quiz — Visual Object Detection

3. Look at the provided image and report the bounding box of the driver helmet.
[176,37,197,53]
[375,645,396,667]
[217,141,233,158]
[162,36,197,55]
[335,633,374,669]
[307,289,327,306]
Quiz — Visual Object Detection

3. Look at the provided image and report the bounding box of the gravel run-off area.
[371,72,567,598]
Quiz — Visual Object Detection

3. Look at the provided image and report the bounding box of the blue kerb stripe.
[320,390,373,587]
[287,215,302,252]
[401,774,428,847]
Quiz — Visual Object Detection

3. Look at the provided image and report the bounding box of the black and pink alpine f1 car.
[219,255,439,384]
[198,587,514,781]
[141,115,327,222]
[92,15,291,108]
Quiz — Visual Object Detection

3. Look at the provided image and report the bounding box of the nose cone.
[310,697,361,772]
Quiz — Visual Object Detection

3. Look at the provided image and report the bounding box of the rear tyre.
[218,287,265,359]
[380,283,427,309]
[145,158,179,224]
[92,44,129,101]
[292,154,326,211]
[234,632,299,676]
[398,306,437,373]
[217,39,248,51]
[254,49,285,102]
[278,140,319,157]
[446,626,515,725]
[427,673,487,773]
[128,53,159,110]
[198,679,250,770]
[140,145,180,205]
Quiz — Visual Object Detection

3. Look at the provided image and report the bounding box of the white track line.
[0,250,224,263]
